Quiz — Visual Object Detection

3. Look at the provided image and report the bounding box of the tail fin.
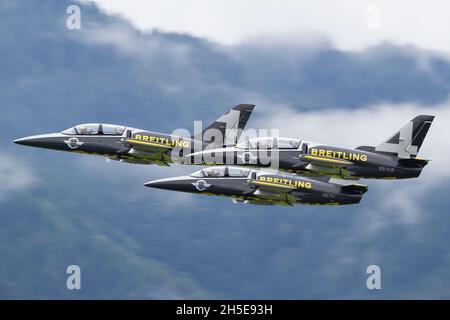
[374,115,434,158]
[197,104,255,147]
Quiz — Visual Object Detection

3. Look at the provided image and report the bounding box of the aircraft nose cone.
[13,133,64,149]
[144,180,171,190]
[144,176,192,191]
[14,136,39,147]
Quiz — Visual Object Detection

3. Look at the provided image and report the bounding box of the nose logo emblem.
[64,137,84,149]
[192,180,211,191]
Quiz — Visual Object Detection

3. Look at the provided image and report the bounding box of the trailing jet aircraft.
[13,104,255,165]
[145,166,368,206]
[184,115,435,180]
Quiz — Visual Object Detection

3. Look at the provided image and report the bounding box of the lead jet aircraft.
[184,115,434,180]
[145,166,368,206]
[14,104,255,165]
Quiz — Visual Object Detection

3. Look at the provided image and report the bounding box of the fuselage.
[183,138,428,180]
[145,166,367,206]
[14,123,209,165]
[13,104,257,165]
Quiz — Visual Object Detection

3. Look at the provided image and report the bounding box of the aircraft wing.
[107,154,172,166]
[248,179,296,193]
[232,198,293,206]
[122,158,171,166]
[118,139,174,166]
[296,155,358,180]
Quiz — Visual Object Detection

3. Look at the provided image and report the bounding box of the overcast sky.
[87,0,450,53]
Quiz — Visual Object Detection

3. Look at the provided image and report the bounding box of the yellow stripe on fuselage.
[126,139,173,149]
[303,155,351,165]
[250,180,296,189]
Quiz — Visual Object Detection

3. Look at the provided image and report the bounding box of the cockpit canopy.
[62,123,126,136]
[236,137,301,149]
[190,166,250,178]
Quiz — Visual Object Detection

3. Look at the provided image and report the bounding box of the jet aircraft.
[14,104,255,165]
[184,115,435,180]
[145,166,368,206]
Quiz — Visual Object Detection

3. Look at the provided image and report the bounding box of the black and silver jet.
[14,104,255,165]
[145,166,368,206]
[185,115,434,180]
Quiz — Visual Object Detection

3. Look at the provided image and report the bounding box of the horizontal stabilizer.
[398,158,429,168]
[340,184,368,195]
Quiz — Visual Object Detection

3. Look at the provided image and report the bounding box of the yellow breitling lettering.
[257,177,313,189]
[310,148,368,162]
[133,135,191,148]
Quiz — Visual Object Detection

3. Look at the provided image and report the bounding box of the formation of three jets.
[14,105,434,206]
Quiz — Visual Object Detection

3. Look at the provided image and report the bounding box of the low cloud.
[0,154,40,202]
[77,21,193,64]
[89,0,450,54]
